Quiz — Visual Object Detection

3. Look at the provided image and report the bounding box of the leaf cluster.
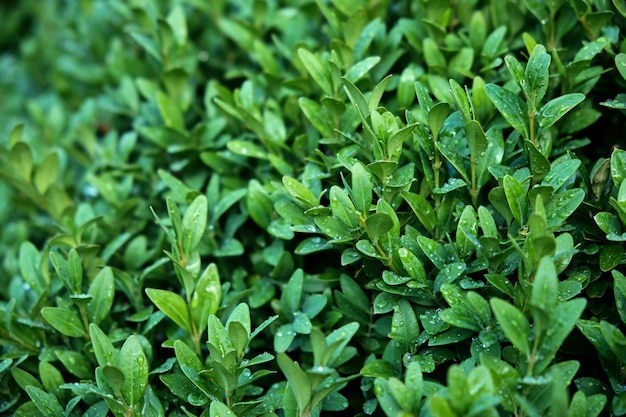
[1,0,626,416]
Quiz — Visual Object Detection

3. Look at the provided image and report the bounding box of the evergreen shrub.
[1,0,626,416]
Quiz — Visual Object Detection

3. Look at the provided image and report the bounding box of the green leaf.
[611,148,626,186]
[599,243,624,272]
[283,176,318,208]
[10,139,33,182]
[478,206,498,238]
[227,324,250,364]
[247,179,274,228]
[535,299,586,374]
[181,194,208,255]
[166,5,188,45]
[174,339,203,376]
[295,237,333,254]
[39,362,64,399]
[343,78,369,125]
[526,140,551,181]
[351,162,373,215]
[264,104,287,142]
[277,353,312,413]
[388,377,413,411]
[191,263,221,332]
[329,186,359,229]
[545,189,585,229]
[616,52,626,81]
[19,242,46,295]
[212,187,247,223]
[503,175,528,225]
[613,270,626,325]
[389,299,420,343]
[282,269,303,316]
[449,47,474,81]
[423,38,446,69]
[66,249,83,293]
[370,75,393,111]
[41,307,86,338]
[435,264,466,293]
[538,93,585,130]
[299,97,333,136]
[274,323,297,353]
[417,236,447,270]
[440,305,481,331]
[374,378,403,415]
[531,257,558,312]
[428,102,450,140]
[525,44,550,107]
[402,192,436,232]
[119,335,149,406]
[505,55,526,92]
[129,31,162,62]
[298,48,332,95]
[398,247,427,287]
[49,252,72,295]
[102,365,125,393]
[89,324,118,367]
[415,81,434,113]
[361,359,396,378]
[56,350,92,379]
[457,205,478,259]
[345,56,380,83]
[542,159,581,190]
[491,298,530,356]
[210,400,236,417]
[432,177,467,194]
[33,152,59,194]
[156,91,185,131]
[465,121,489,178]
[146,288,192,334]
[87,267,115,325]
[365,213,393,242]
[25,385,65,417]
[227,140,268,159]
[485,83,529,139]
[449,80,472,123]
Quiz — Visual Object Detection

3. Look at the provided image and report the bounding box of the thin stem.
[470,154,479,207]
[528,106,537,147]
[433,145,442,239]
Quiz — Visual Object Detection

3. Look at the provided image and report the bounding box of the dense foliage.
[2,0,626,416]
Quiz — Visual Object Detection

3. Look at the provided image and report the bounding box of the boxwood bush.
[2,0,626,416]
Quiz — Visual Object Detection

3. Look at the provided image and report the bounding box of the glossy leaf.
[491,298,530,356]
[525,44,550,107]
[298,48,332,95]
[531,257,558,312]
[87,267,115,325]
[146,288,192,335]
[277,353,312,412]
[41,307,86,338]
[119,335,149,406]
[535,299,586,374]
[503,175,527,225]
[485,83,529,139]
[25,386,64,417]
[90,324,118,368]
[402,192,436,232]
[537,93,585,130]
[191,263,221,332]
[351,162,373,215]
